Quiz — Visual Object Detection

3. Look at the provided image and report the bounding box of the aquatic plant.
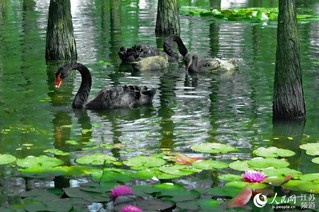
[242,170,266,183]
[120,205,142,212]
[111,185,134,199]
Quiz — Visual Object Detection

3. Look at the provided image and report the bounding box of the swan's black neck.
[164,35,188,60]
[60,63,92,109]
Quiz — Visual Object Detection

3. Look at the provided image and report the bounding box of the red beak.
[55,74,62,89]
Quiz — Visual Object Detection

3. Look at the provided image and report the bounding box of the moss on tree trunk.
[273,0,305,120]
[45,0,77,60]
[155,0,180,35]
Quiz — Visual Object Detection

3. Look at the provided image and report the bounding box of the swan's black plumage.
[118,35,188,64]
[55,63,156,109]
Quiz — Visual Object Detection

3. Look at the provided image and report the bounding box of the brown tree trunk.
[273,0,305,120]
[45,0,77,60]
[155,0,180,36]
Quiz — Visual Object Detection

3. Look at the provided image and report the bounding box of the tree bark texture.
[155,0,180,36]
[45,0,77,60]
[273,0,305,120]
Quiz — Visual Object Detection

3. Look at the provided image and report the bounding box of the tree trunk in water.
[45,0,77,60]
[273,0,305,120]
[155,0,180,36]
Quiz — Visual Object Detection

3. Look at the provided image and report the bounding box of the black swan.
[118,35,188,65]
[183,53,242,73]
[55,63,156,110]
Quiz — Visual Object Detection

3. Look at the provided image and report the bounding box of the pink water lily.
[120,205,142,212]
[111,185,133,199]
[242,170,266,183]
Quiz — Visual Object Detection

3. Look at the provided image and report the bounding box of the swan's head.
[183,53,198,72]
[55,68,68,89]
[55,63,75,89]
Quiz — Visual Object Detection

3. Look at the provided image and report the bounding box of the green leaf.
[253,147,295,158]
[43,149,70,156]
[123,156,166,169]
[312,157,319,164]
[75,153,117,165]
[300,173,319,182]
[0,154,17,165]
[218,174,242,182]
[197,199,220,210]
[229,160,249,171]
[191,143,237,154]
[158,164,197,177]
[262,168,301,177]
[282,180,319,193]
[300,143,319,156]
[247,157,289,169]
[192,160,228,170]
[17,155,63,168]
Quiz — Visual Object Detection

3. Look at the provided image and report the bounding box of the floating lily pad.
[207,187,242,198]
[63,187,109,202]
[44,149,70,156]
[247,157,289,169]
[197,199,220,211]
[262,168,301,177]
[91,168,132,183]
[123,156,166,169]
[218,174,242,182]
[282,180,319,193]
[228,160,249,171]
[17,155,63,168]
[300,173,319,182]
[312,157,319,164]
[192,160,228,170]
[191,143,237,154]
[0,154,17,165]
[75,153,117,165]
[253,147,295,158]
[158,164,198,177]
[300,143,319,156]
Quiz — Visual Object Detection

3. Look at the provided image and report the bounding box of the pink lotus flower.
[120,205,142,212]
[242,170,266,183]
[111,185,133,199]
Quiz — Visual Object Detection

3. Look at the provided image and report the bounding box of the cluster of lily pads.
[179,6,319,23]
[0,141,318,211]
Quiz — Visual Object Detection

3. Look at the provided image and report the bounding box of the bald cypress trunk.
[155,0,180,36]
[273,0,305,120]
[45,0,77,60]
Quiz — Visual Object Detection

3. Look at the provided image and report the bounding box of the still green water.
[0,0,319,201]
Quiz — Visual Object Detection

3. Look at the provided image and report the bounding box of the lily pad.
[300,143,319,156]
[191,143,237,154]
[0,154,17,165]
[312,157,319,164]
[253,147,295,158]
[300,173,319,182]
[75,153,117,166]
[282,180,319,193]
[44,149,70,156]
[17,155,63,168]
[91,168,132,183]
[262,168,301,177]
[158,164,198,177]
[192,160,228,170]
[247,157,289,169]
[218,174,242,182]
[228,160,249,171]
[123,156,166,169]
